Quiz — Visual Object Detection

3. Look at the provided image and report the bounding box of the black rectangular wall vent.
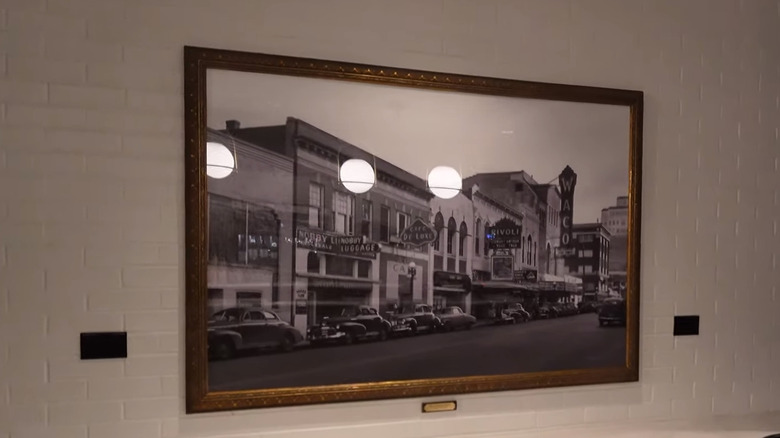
[673,315,700,336]
[80,332,128,360]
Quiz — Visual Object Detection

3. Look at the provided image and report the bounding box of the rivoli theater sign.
[487,218,523,249]
[558,165,578,253]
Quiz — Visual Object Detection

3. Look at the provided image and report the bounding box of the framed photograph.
[184,46,643,413]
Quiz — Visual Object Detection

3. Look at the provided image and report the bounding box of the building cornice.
[472,191,524,220]
[207,128,293,172]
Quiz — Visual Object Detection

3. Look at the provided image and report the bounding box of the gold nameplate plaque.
[422,401,457,413]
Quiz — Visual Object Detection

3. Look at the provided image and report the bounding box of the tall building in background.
[601,196,629,235]
[600,196,629,297]
[564,223,611,302]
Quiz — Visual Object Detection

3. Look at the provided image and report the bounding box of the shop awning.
[302,274,376,293]
[539,273,566,282]
[516,283,539,292]
[433,271,471,291]
[433,286,468,293]
[472,281,520,290]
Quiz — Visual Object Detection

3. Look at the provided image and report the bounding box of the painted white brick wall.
[1,0,779,437]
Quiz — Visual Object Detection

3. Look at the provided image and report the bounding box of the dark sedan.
[435,306,476,331]
[307,305,405,345]
[598,299,626,327]
[208,307,304,360]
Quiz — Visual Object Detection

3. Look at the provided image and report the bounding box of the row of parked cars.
[306,303,477,346]
[207,303,478,360]
[207,299,626,360]
[537,301,582,318]
[537,299,626,327]
[490,298,626,328]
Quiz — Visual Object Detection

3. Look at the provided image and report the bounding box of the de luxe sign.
[400,218,437,247]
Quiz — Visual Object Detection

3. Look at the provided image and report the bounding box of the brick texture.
[1,0,779,437]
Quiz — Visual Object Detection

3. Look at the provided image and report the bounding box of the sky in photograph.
[207,69,630,223]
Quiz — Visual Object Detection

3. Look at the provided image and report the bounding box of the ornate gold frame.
[183,45,643,414]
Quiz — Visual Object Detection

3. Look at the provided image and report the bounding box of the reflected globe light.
[427,166,462,199]
[339,158,375,194]
[206,142,235,179]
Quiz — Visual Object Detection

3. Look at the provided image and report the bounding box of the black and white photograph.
[184,47,643,412]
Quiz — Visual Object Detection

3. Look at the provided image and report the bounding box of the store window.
[361,200,372,239]
[236,291,263,308]
[208,194,279,267]
[433,295,445,311]
[458,221,467,257]
[308,183,323,228]
[380,206,390,242]
[520,232,525,264]
[483,221,490,255]
[433,212,444,252]
[307,251,320,273]
[474,219,481,255]
[357,260,372,278]
[332,191,355,235]
[325,255,354,277]
[446,217,457,255]
[397,212,410,236]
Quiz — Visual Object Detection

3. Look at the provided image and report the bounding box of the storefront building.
[374,178,433,313]
[250,117,435,333]
[467,184,529,319]
[205,124,295,320]
[463,171,544,269]
[533,183,564,277]
[430,191,474,312]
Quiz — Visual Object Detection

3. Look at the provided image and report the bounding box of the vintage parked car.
[538,303,559,319]
[501,302,532,323]
[556,302,579,316]
[598,299,627,327]
[578,301,599,313]
[208,307,304,360]
[307,305,403,346]
[389,303,441,334]
[435,306,476,331]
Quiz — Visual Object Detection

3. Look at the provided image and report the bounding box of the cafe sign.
[400,218,437,247]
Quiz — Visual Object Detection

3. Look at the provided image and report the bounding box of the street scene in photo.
[209,314,626,392]
[204,70,631,392]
